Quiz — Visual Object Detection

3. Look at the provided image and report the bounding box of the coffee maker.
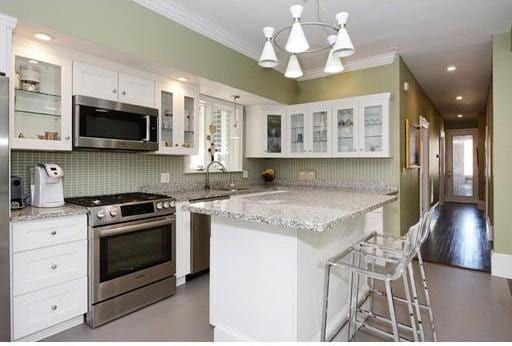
[32,163,65,208]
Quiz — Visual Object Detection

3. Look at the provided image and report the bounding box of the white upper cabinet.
[246,93,391,159]
[73,61,155,107]
[118,72,155,107]
[11,46,72,151]
[155,79,200,155]
[73,61,117,101]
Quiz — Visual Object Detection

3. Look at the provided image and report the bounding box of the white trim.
[133,0,260,60]
[486,216,494,241]
[15,315,83,342]
[491,251,512,279]
[0,12,17,28]
[299,52,397,81]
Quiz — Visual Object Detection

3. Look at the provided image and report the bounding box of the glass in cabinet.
[12,52,72,150]
[288,109,306,155]
[266,113,283,153]
[160,90,174,148]
[362,104,384,153]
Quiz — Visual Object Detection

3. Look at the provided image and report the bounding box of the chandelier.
[258,3,355,79]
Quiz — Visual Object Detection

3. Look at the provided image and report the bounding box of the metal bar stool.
[361,204,438,342]
[321,221,423,342]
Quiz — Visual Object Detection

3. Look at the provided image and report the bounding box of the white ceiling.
[135,0,512,122]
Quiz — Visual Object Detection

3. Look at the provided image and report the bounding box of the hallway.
[421,203,491,272]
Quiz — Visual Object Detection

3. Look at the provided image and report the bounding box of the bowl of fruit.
[261,168,276,183]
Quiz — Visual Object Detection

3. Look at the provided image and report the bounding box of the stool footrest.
[371,288,429,310]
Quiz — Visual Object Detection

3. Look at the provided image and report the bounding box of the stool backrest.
[404,220,422,262]
[419,203,439,245]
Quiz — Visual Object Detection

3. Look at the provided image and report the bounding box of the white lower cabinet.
[11,214,88,341]
[176,201,191,284]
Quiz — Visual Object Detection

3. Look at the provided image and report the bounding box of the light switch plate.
[160,173,170,183]
[242,170,249,179]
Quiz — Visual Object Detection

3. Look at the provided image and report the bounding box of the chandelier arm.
[274,21,339,54]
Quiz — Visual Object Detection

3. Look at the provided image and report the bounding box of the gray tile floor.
[46,262,512,342]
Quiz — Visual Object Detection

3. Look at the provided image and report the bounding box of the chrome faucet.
[205,161,227,190]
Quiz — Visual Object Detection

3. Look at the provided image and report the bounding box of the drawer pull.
[50,231,57,236]
[51,305,58,311]
[50,264,58,270]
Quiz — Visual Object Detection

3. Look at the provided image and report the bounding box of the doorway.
[446,129,479,204]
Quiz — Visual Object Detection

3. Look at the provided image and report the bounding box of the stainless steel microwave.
[73,95,158,151]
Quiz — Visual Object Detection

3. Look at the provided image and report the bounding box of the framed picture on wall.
[405,118,421,169]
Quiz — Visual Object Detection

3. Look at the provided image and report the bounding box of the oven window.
[100,224,173,282]
[79,105,148,141]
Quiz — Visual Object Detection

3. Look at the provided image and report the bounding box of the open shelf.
[15,109,61,117]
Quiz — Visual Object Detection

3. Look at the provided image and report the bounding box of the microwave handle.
[143,115,150,142]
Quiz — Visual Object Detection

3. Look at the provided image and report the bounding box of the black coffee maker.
[11,175,24,209]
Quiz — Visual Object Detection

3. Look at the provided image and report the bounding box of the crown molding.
[0,12,17,28]
[133,0,260,60]
[298,51,397,81]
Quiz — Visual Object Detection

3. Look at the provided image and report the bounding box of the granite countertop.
[10,203,88,222]
[183,187,398,232]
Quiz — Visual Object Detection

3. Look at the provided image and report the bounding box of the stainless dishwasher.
[189,194,230,275]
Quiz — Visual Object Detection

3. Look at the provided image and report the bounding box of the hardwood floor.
[421,202,491,272]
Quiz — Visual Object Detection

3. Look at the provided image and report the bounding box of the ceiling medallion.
[258,1,355,79]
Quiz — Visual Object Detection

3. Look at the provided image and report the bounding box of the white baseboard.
[176,275,186,286]
[491,251,512,279]
[214,323,256,341]
[16,315,84,341]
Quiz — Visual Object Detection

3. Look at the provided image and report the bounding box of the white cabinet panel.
[13,240,87,296]
[118,72,155,107]
[73,61,117,101]
[12,214,87,253]
[176,201,191,281]
[13,277,87,340]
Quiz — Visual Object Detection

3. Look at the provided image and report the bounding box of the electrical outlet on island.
[298,171,316,181]
[160,172,170,183]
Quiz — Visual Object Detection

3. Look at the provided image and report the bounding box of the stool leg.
[384,279,400,342]
[417,250,438,341]
[402,267,419,341]
[321,263,332,342]
[347,268,355,342]
[408,262,425,341]
[369,249,376,314]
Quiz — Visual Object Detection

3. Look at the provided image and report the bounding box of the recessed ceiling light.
[456,96,463,101]
[28,59,39,64]
[447,65,457,72]
[177,77,188,82]
[34,33,53,41]
[457,114,463,118]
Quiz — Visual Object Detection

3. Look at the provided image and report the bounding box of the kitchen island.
[185,187,397,342]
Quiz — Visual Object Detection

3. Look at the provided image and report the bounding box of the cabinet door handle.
[112,88,117,94]
[121,91,126,95]
[51,305,58,311]
[51,230,57,236]
[50,264,58,270]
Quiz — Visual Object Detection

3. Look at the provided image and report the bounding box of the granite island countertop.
[183,187,397,232]
[10,203,88,222]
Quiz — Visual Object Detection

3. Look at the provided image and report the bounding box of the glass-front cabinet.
[155,80,199,155]
[308,104,331,156]
[332,101,358,157]
[265,111,285,155]
[287,107,307,156]
[361,104,385,155]
[11,48,72,150]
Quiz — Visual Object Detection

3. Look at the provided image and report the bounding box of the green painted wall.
[0,0,296,104]
[398,57,443,235]
[492,31,512,255]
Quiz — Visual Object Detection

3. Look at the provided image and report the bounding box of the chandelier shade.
[332,12,355,58]
[324,35,344,74]
[285,5,309,53]
[258,27,279,68]
[284,54,303,79]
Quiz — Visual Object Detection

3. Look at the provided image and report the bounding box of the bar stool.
[361,204,438,342]
[321,220,423,342]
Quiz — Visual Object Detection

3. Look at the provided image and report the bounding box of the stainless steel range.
[66,192,177,328]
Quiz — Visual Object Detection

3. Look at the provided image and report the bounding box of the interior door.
[446,129,478,203]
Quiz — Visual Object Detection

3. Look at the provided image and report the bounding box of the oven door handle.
[142,115,150,142]
[99,217,175,238]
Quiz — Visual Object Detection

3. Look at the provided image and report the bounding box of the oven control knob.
[110,209,118,217]
[163,202,170,209]
[156,202,163,210]
[170,200,175,208]
[97,210,106,219]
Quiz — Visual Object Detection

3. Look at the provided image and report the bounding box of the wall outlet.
[298,171,316,181]
[160,172,170,183]
[242,170,249,179]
